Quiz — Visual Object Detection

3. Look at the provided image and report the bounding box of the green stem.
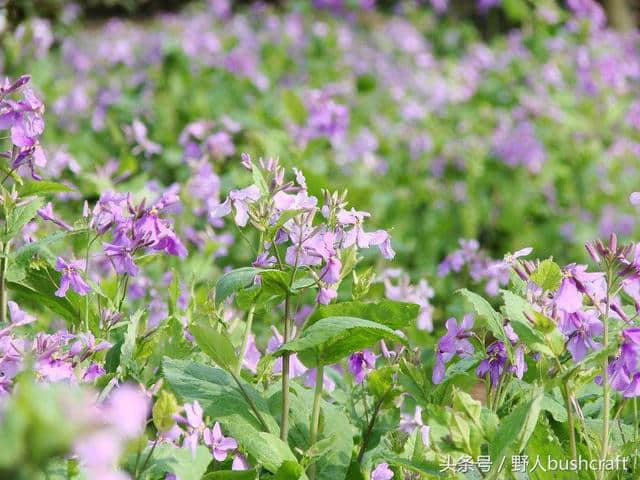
[599,268,613,480]
[357,389,390,464]
[236,304,256,376]
[563,382,577,463]
[634,398,638,472]
[137,438,158,478]
[309,363,324,480]
[280,294,291,442]
[0,241,7,325]
[229,370,271,433]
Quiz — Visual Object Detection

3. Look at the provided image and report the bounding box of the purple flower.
[432,314,475,384]
[554,277,583,313]
[348,349,377,384]
[241,333,261,374]
[371,462,394,480]
[7,301,35,327]
[476,341,508,387]
[125,118,162,157]
[232,453,250,470]
[316,287,337,305]
[54,257,91,297]
[558,310,603,362]
[204,422,238,462]
[305,367,336,392]
[182,401,205,456]
[103,239,139,276]
[210,185,261,227]
[38,202,73,231]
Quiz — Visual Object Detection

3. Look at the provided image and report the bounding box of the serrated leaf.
[458,289,511,352]
[276,316,408,367]
[214,267,264,306]
[307,299,420,330]
[190,317,239,372]
[133,444,211,480]
[3,197,43,242]
[530,259,562,292]
[162,358,290,473]
[19,181,75,197]
[153,390,179,432]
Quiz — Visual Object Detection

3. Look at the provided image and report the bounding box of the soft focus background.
[2,0,640,337]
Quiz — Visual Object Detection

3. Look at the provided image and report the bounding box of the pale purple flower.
[204,422,238,462]
[241,333,261,374]
[37,202,73,231]
[348,349,376,384]
[433,314,475,384]
[371,462,394,480]
[316,286,337,305]
[476,341,508,387]
[232,453,250,470]
[54,257,90,297]
[559,310,603,362]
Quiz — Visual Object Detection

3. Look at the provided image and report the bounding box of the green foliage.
[276,316,408,367]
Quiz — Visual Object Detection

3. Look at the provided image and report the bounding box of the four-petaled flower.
[54,257,91,297]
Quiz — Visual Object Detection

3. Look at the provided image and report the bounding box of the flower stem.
[563,382,577,462]
[309,363,324,480]
[280,294,291,442]
[634,398,638,472]
[236,304,256,376]
[0,241,7,325]
[598,267,613,480]
[229,370,271,433]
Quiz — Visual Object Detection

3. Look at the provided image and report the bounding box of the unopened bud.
[585,242,600,263]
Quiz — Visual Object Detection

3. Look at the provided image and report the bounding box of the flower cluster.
[90,189,187,279]
[0,75,47,179]
[212,154,394,304]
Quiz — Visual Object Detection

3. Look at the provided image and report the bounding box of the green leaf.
[135,444,211,480]
[488,388,543,479]
[274,460,304,480]
[19,181,75,197]
[457,289,510,349]
[202,470,257,480]
[7,259,97,327]
[120,310,144,375]
[152,390,179,432]
[276,316,408,367]
[385,457,441,477]
[502,291,553,356]
[530,259,563,291]
[267,382,353,480]
[190,317,239,372]
[215,267,264,306]
[307,300,420,330]
[162,358,293,473]
[3,197,43,242]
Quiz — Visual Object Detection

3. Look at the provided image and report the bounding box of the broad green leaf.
[19,181,75,197]
[203,470,257,480]
[135,444,211,480]
[530,259,562,292]
[162,358,294,473]
[276,316,408,367]
[267,382,353,480]
[274,460,304,480]
[251,161,270,196]
[215,267,265,306]
[3,197,43,242]
[190,317,239,372]
[307,300,420,330]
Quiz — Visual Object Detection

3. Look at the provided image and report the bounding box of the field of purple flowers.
[2,0,640,479]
